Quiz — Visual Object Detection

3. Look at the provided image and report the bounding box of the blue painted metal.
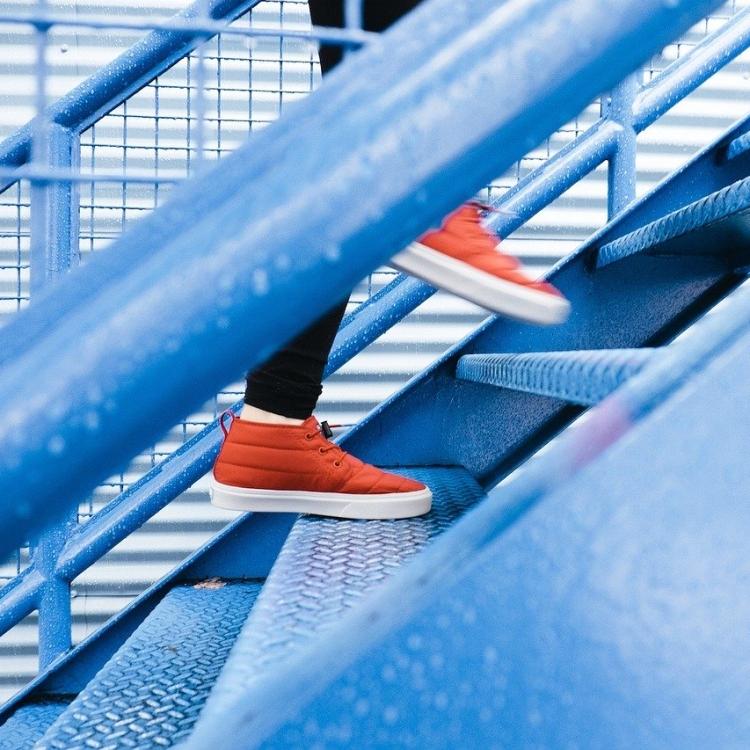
[597,174,750,268]
[191,467,485,739]
[0,0,725,560]
[33,515,76,672]
[0,268,434,647]
[606,75,638,219]
[456,348,655,406]
[27,119,80,671]
[391,5,750,321]
[726,130,750,161]
[0,512,293,727]
[0,0,746,733]
[486,118,620,238]
[0,702,69,750]
[632,4,750,132]
[341,103,750,485]
[35,582,261,750]
[28,125,79,294]
[184,263,750,750]
[328,274,436,372]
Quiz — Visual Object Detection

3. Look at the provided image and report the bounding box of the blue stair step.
[33,581,261,750]
[456,349,655,405]
[726,131,750,162]
[597,175,750,268]
[0,701,70,750]
[192,467,486,735]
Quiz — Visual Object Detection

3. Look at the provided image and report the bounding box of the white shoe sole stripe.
[392,241,571,325]
[210,476,433,520]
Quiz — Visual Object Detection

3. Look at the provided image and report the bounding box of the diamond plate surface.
[199,467,485,725]
[0,702,69,750]
[597,174,750,267]
[35,581,261,750]
[457,349,655,406]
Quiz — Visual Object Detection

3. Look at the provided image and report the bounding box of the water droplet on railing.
[48,435,65,455]
[252,268,269,294]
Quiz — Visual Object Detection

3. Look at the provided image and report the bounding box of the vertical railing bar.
[28,0,73,670]
[29,0,50,296]
[343,1,371,295]
[27,0,82,671]
[193,0,211,169]
[344,0,363,32]
[605,73,639,219]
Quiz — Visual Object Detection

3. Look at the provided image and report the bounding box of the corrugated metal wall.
[1,0,749,701]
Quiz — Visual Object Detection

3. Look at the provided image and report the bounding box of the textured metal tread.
[0,701,69,750]
[726,131,750,161]
[34,581,261,750]
[197,467,485,726]
[457,348,655,405]
[597,175,750,267]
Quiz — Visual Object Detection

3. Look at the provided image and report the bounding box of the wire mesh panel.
[0,0,749,702]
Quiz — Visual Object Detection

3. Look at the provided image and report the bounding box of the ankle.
[240,404,306,426]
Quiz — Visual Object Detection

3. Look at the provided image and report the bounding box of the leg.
[244,0,422,422]
[243,298,348,419]
[214,0,433,520]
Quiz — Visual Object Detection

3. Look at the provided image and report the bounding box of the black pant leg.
[244,0,422,419]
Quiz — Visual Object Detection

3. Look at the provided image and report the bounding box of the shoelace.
[306,421,347,467]
[219,409,236,438]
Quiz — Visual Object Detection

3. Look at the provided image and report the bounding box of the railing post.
[29,121,80,668]
[34,515,76,669]
[29,123,81,293]
[605,73,639,219]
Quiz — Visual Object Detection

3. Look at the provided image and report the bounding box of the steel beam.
[0,0,724,557]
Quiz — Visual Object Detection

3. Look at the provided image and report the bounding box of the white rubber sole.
[391,242,571,325]
[210,476,433,520]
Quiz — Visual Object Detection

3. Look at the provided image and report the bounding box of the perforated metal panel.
[35,581,261,750]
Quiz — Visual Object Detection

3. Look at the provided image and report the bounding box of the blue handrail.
[0,0,742,679]
[0,0,724,556]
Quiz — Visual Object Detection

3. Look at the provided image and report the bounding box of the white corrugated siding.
[1,0,750,700]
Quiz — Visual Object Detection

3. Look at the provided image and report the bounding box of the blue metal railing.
[0,0,740,688]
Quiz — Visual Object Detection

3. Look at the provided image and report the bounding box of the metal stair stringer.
[339,110,750,488]
[184,267,750,750]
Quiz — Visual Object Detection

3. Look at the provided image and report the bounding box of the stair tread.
[457,349,655,405]
[0,702,69,750]
[33,581,261,750]
[597,175,750,268]
[196,466,485,727]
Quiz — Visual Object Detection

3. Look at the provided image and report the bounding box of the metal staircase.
[1,0,750,747]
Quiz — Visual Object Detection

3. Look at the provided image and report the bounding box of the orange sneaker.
[392,201,570,325]
[210,414,432,520]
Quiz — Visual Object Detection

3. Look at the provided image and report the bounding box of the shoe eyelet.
[333,460,342,467]
[318,447,326,454]
[305,433,314,441]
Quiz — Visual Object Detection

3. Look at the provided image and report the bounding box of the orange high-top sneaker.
[392,201,570,325]
[210,414,432,520]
